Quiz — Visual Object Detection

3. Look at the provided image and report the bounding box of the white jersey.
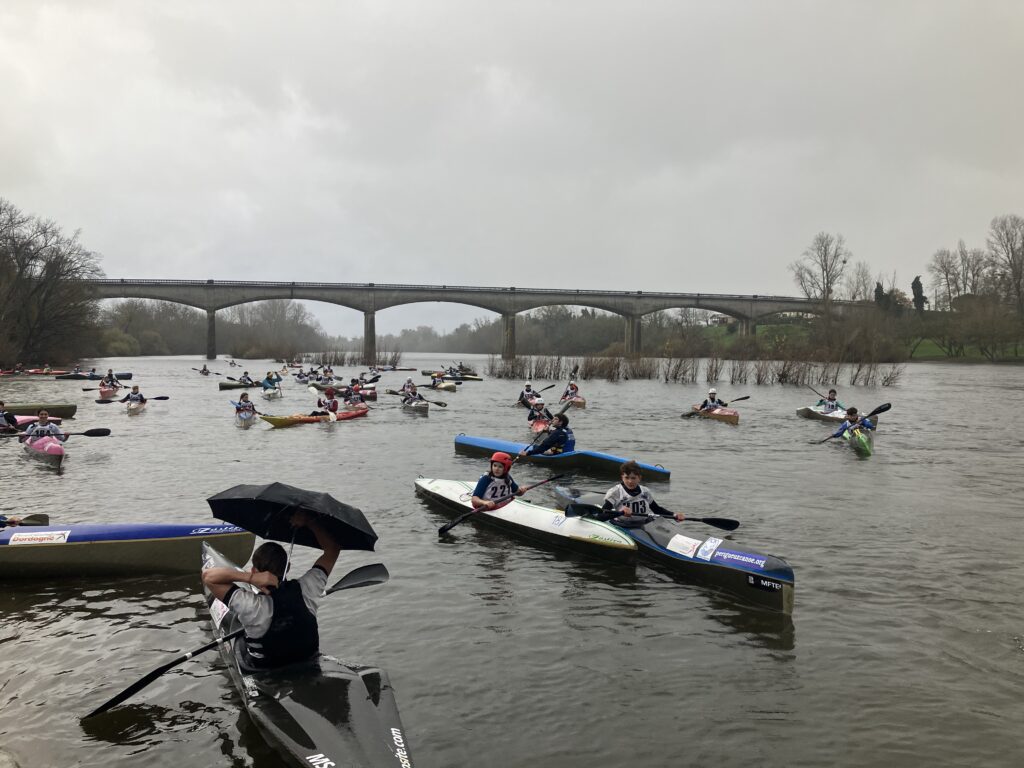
[603,483,656,517]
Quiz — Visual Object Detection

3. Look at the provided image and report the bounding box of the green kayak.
[844,427,873,457]
[3,403,78,419]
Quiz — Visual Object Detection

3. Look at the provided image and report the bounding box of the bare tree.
[842,260,874,301]
[987,215,1024,314]
[956,239,990,296]
[928,248,960,310]
[789,232,850,309]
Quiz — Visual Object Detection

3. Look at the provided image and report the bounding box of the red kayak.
[530,419,549,434]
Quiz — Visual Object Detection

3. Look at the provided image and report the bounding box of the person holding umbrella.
[201,510,341,670]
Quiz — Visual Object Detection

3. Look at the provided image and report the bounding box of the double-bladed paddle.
[0,428,111,438]
[384,389,447,408]
[438,473,568,536]
[682,394,750,418]
[95,397,169,404]
[562,501,739,531]
[191,368,221,375]
[817,402,890,443]
[81,562,390,720]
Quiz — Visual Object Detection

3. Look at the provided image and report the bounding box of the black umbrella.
[207,482,377,551]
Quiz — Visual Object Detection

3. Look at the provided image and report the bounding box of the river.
[1,355,1021,767]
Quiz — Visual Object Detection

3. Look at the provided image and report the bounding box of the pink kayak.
[22,435,66,469]
[99,385,120,399]
[11,415,63,430]
[530,418,549,434]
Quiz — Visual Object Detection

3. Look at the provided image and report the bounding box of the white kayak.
[234,410,256,429]
[261,387,283,400]
[402,400,429,415]
[414,478,635,559]
[126,401,146,416]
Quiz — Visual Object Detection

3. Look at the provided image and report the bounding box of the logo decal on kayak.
[242,675,259,698]
[747,575,784,592]
[189,525,245,536]
[210,598,229,628]
[666,534,702,558]
[391,728,413,767]
[714,549,767,569]
[306,755,335,768]
[8,530,71,545]
[695,536,723,561]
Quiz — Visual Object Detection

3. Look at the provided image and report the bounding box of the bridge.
[87,279,855,361]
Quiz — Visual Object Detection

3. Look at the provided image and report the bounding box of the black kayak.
[201,543,416,767]
[555,488,794,614]
[55,371,133,380]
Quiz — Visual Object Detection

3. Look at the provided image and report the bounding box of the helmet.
[533,397,544,406]
[525,381,532,387]
[325,387,335,397]
[708,388,717,395]
[406,377,413,383]
[350,378,359,384]
[490,452,514,473]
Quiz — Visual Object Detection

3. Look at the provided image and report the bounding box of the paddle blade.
[695,516,740,531]
[95,399,115,404]
[325,562,389,594]
[729,395,751,403]
[21,513,51,526]
[867,402,892,419]
[151,396,171,401]
[81,428,112,437]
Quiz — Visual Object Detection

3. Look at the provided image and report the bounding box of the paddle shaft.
[563,501,739,531]
[438,473,568,536]
[818,402,891,443]
[0,428,110,438]
[82,562,389,719]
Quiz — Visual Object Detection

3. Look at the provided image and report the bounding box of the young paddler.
[470,452,526,510]
[518,413,574,456]
[597,461,684,524]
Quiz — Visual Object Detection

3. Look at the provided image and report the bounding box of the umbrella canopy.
[207,482,377,551]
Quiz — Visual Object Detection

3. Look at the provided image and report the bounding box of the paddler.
[344,388,365,407]
[101,369,121,387]
[237,371,255,386]
[201,510,341,669]
[517,381,539,406]
[261,371,283,391]
[596,461,684,524]
[698,388,728,411]
[560,381,580,402]
[199,364,210,375]
[471,452,526,510]
[234,392,261,416]
[311,387,340,417]
[20,410,66,442]
[816,389,846,414]
[401,377,416,394]
[519,413,574,456]
[428,375,443,389]
[830,406,876,439]
[401,384,426,405]
[72,365,82,374]
[0,401,18,432]
[526,397,553,424]
[119,385,147,405]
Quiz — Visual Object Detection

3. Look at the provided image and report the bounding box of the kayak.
[424,382,457,392]
[54,372,133,380]
[11,415,62,430]
[3,403,78,419]
[0,522,253,578]
[560,397,587,409]
[687,406,739,425]
[218,381,255,390]
[844,427,873,457]
[98,385,120,399]
[126,401,146,416]
[530,418,549,433]
[797,406,881,426]
[421,371,482,382]
[235,411,256,429]
[21,436,66,470]
[201,543,416,767]
[454,434,671,481]
[415,478,636,560]
[261,387,284,400]
[23,369,69,375]
[402,400,429,415]
[259,410,368,428]
[554,487,795,614]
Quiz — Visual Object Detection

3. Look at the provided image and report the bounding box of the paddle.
[562,501,739,531]
[438,473,568,536]
[682,394,750,418]
[229,401,263,416]
[1,428,111,439]
[81,386,121,392]
[20,513,51,526]
[806,385,828,400]
[384,389,447,408]
[95,397,169,404]
[817,402,891,443]
[306,386,341,421]
[513,383,555,406]
[81,562,390,720]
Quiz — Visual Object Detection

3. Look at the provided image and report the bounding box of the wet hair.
[252,542,288,580]
[828,389,837,396]
[620,460,642,477]
[555,413,569,427]
[846,407,858,416]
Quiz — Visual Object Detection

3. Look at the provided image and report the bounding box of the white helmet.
[525,381,532,387]
[533,397,544,406]
[708,388,717,395]
[406,377,413,383]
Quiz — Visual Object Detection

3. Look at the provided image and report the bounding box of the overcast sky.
[3,1,1022,336]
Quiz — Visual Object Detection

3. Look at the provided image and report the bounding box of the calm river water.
[1,354,1022,767]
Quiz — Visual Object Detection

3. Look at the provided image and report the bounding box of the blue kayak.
[0,522,254,577]
[454,434,671,481]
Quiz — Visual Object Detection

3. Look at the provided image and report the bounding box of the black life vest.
[241,580,319,669]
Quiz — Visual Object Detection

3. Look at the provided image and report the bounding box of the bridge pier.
[739,319,757,337]
[502,313,516,360]
[624,315,642,358]
[206,310,216,360]
[362,311,376,365]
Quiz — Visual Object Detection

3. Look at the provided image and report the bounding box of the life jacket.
[821,399,840,413]
[240,580,319,669]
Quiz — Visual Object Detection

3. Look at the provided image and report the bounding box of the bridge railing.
[86,279,840,304]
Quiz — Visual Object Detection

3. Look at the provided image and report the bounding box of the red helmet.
[490,452,513,473]
[325,387,335,397]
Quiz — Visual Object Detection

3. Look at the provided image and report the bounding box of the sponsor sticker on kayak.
[713,549,767,570]
[210,598,229,628]
[8,530,71,545]
[666,534,703,558]
[695,536,723,561]
[747,575,784,592]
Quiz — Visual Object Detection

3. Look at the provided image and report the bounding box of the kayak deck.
[0,523,254,577]
[415,478,636,560]
[454,434,670,481]
[201,543,416,767]
[688,406,739,425]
